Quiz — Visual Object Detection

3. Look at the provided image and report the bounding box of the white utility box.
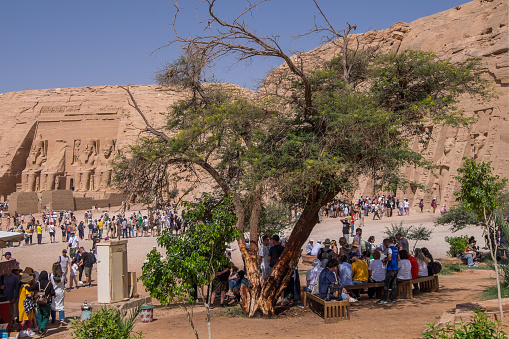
[97,240,128,303]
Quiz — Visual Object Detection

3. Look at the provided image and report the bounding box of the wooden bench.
[303,292,350,323]
[301,254,316,265]
[344,275,439,299]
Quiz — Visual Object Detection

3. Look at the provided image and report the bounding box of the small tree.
[408,226,433,253]
[140,194,239,339]
[383,222,432,252]
[436,204,481,232]
[384,221,411,238]
[455,158,507,320]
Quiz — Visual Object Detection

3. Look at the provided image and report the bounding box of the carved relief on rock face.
[72,139,81,165]
[437,137,455,199]
[22,134,47,192]
[94,139,116,191]
[470,131,488,159]
[74,139,98,192]
[41,144,67,191]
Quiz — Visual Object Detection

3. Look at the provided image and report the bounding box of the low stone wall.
[42,190,74,211]
[8,191,38,215]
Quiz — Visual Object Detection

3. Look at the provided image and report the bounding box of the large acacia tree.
[114,0,493,316]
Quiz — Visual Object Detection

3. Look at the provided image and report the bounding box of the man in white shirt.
[310,240,323,256]
[58,249,71,287]
[258,235,270,285]
[306,239,314,255]
[67,231,79,259]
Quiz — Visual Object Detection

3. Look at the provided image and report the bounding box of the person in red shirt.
[409,253,419,293]
[408,254,419,280]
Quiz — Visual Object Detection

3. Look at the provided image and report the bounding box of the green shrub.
[444,236,468,257]
[70,306,142,339]
[423,308,507,339]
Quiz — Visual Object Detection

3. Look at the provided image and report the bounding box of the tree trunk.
[486,224,504,321]
[240,195,324,316]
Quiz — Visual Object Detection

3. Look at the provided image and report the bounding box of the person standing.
[80,247,94,287]
[395,232,409,253]
[342,218,351,243]
[258,235,270,286]
[48,222,56,243]
[67,231,79,259]
[50,263,66,325]
[58,249,71,289]
[18,273,36,337]
[268,234,285,273]
[27,271,54,337]
[419,199,424,213]
[1,266,20,330]
[77,221,85,241]
[431,198,437,213]
[377,237,400,304]
[36,222,43,244]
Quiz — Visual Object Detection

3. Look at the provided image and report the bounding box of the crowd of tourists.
[303,229,438,304]
[0,207,185,247]
[0,245,97,337]
[0,206,187,337]
[322,196,447,222]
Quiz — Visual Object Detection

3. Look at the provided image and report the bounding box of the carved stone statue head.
[101,139,115,159]
[443,137,455,155]
[30,134,45,158]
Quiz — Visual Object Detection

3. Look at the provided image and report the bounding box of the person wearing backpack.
[27,271,54,337]
[317,239,334,261]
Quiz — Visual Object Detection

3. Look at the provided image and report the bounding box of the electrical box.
[97,240,128,303]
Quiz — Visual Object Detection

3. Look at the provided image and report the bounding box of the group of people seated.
[303,231,436,304]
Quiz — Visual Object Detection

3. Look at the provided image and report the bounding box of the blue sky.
[0,0,467,94]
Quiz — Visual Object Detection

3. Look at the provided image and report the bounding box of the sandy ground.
[2,207,495,338]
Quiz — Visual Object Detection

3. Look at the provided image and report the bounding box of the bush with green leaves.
[383,222,433,252]
[70,306,142,339]
[444,236,468,257]
[140,194,239,306]
[422,308,507,339]
[384,222,410,238]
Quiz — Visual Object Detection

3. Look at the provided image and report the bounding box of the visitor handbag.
[37,282,50,305]
[23,293,37,315]
[326,283,343,300]
[429,261,442,275]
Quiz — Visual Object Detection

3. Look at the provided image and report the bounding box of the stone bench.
[344,275,439,299]
[303,292,350,323]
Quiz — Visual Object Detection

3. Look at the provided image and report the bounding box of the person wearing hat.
[350,251,369,299]
[306,239,314,255]
[67,230,79,259]
[26,270,54,337]
[18,272,36,336]
[2,265,20,330]
[317,239,334,261]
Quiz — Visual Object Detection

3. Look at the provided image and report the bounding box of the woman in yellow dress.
[18,272,36,337]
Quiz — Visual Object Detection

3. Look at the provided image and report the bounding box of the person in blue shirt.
[377,237,400,304]
[338,255,353,287]
[319,259,340,299]
[318,259,357,302]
